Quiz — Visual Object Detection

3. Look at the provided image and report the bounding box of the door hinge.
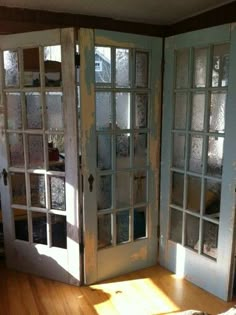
[75,52,80,68]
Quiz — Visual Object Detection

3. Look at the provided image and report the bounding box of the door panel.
[80,29,162,284]
[0,28,80,285]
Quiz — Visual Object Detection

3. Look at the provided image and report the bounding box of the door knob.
[2,169,7,186]
[88,174,94,192]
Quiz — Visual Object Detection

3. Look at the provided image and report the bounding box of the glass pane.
[204,179,221,219]
[191,93,205,131]
[135,52,148,88]
[169,208,182,243]
[117,210,129,244]
[116,172,130,208]
[135,94,148,129]
[187,176,201,213]
[134,207,146,239]
[189,136,203,174]
[11,173,26,205]
[185,214,199,251]
[172,133,185,169]
[116,134,130,169]
[98,214,112,249]
[174,93,187,129]
[30,174,46,208]
[96,92,112,130]
[97,175,112,210]
[212,44,230,87]
[133,171,146,205]
[46,92,63,131]
[209,92,226,133]
[171,172,184,207]
[202,221,218,259]
[207,137,224,177]
[3,50,19,87]
[28,135,44,169]
[95,47,111,84]
[8,133,24,168]
[6,93,22,129]
[116,48,130,87]
[23,48,40,87]
[14,209,28,241]
[32,212,47,245]
[25,93,42,129]
[97,135,112,170]
[48,134,65,172]
[175,49,189,89]
[44,45,61,87]
[50,176,65,210]
[134,133,147,168]
[116,93,131,129]
[51,214,67,249]
[194,47,207,88]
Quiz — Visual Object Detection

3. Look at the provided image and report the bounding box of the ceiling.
[0,0,234,25]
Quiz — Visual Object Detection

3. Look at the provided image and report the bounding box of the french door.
[80,29,162,284]
[0,28,81,284]
[160,24,236,301]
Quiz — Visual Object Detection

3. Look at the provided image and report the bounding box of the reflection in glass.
[169,208,182,244]
[134,207,146,239]
[134,133,147,168]
[98,214,112,249]
[173,133,185,169]
[95,47,111,84]
[117,210,129,244]
[6,93,22,129]
[174,93,187,129]
[51,214,67,249]
[187,176,201,213]
[48,134,65,171]
[207,137,224,177]
[202,220,218,259]
[14,209,28,241]
[116,134,130,169]
[46,92,63,131]
[212,44,229,87]
[25,93,42,129]
[44,45,61,87]
[11,173,26,205]
[189,136,203,174]
[23,48,40,87]
[133,171,146,205]
[171,172,184,207]
[116,172,130,208]
[175,49,189,89]
[191,93,205,131]
[116,48,130,87]
[185,214,199,251]
[194,47,207,88]
[96,92,112,130]
[8,133,24,168]
[97,175,112,210]
[50,176,65,210]
[28,135,44,169]
[116,93,131,129]
[97,135,111,170]
[30,174,46,208]
[135,52,148,88]
[3,50,19,87]
[209,92,226,133]
[32,212,47,245]
[204,179,221,219]
[135,94,148,128]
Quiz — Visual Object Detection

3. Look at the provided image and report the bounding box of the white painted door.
[0,29,81,284]
[80,29,162,284]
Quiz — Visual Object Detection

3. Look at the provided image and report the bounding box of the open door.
[0,28,81,284]
[80,29,162,284]
[160,24,236,301]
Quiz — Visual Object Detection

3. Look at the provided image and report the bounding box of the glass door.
[80,29,162,284]
[0,29,81,284]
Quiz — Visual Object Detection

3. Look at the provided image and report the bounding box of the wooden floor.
[0,259,235,315]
